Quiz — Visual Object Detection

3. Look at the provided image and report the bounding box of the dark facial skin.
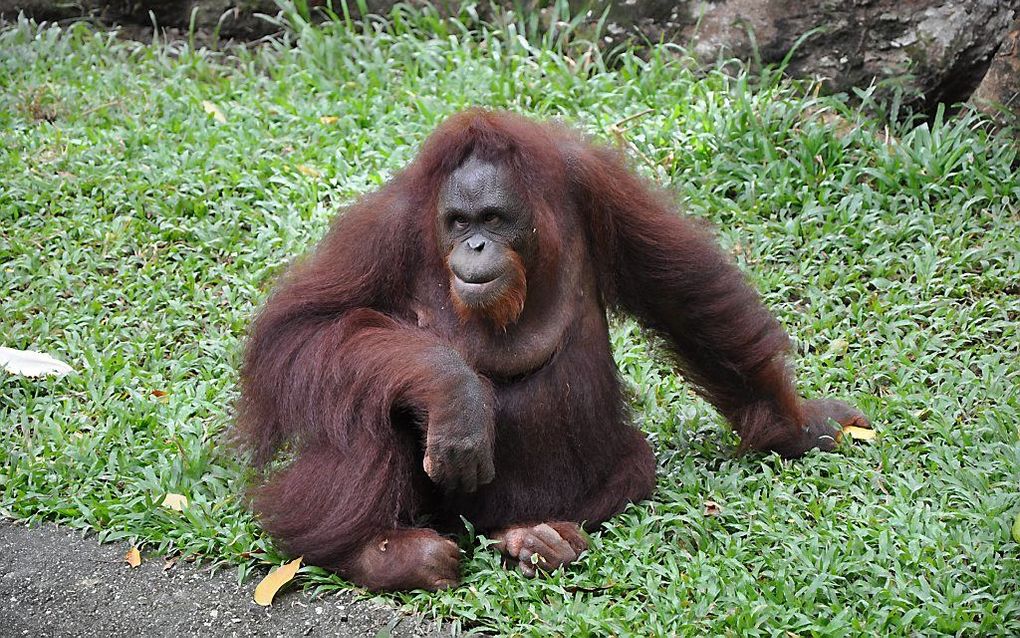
[437,156,534,310]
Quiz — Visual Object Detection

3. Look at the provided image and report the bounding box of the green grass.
[2,4,1019,636]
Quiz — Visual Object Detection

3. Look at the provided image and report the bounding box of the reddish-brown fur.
[235,110,867,590]
[448,249,527,328]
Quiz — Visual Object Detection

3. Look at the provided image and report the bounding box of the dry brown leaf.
[254,557,303,606]
[842,425,877,441]
[161,493,189,511]
[125,546,142,568]
[703,500,721,517]
[319,115,339,125]
[296,164,321,178]
[201,101,226,124]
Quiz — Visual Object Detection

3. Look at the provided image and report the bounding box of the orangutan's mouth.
[451,273,511,308]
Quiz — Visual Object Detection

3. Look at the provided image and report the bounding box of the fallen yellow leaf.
[161,493,189,511]
[828,338,849,356]
[842,425,876,441]
[319,115,339,124]
[201,100,226,124]
[296,164,321,178]
[125,546,142,568]
[254,557,303,606]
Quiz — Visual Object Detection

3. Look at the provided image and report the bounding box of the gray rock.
[971,15,1020,126]
[588,0,1018,116]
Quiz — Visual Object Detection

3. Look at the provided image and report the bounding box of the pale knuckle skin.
[422,361,496,491]
[427,438,493,491]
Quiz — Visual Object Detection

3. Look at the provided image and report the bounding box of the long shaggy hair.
[233,109,853,591]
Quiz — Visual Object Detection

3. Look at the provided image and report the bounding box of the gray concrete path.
[0,519,444,637]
